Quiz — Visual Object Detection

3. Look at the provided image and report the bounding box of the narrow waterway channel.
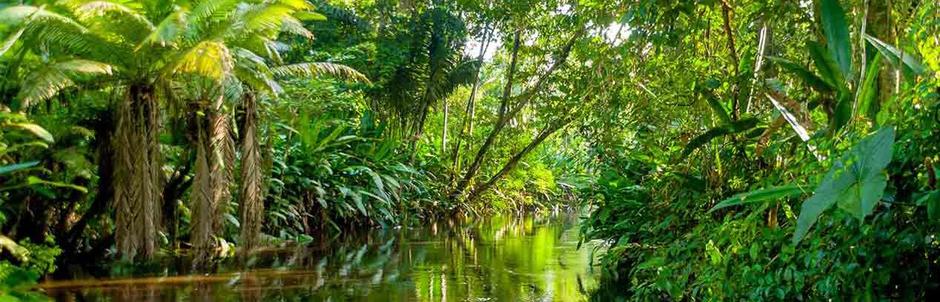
[42,212,604,301]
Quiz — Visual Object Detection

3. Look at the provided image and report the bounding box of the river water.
[42,212,604,301]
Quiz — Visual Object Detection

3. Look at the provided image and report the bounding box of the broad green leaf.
[857,54,883,121]
[793,127,895,243]
[793,161,850,243]
[636,256,665,271]
[836,172,887,220]
[768,56,833,93]
[709,185,805,213]
[0,161,39,175]
[819,0,853,78]
[807,41,847,92]
[9,123,54,143]
[831,91,852,133]
[864,34,928,77]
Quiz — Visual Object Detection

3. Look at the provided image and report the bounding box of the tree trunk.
[719,0,740,120]
[867,0,893,115]
[113,84,162,260]
[239,93,265,256]
[191,94,234,267]
[450,29,581,201]
[451,24,492,174]
[441,99,448,156]
[450,30,522,200]
[465,122,566,203]
[190,116,214,266]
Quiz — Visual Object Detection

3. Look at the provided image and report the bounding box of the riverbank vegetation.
[0,0,938,300]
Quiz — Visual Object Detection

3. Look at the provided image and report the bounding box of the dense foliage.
[0,0,937,300]
[577,0,940,300]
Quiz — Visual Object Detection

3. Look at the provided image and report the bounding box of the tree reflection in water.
[43,212,604,301]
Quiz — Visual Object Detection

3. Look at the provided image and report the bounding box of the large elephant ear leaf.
[793,127,895,244]
[819,0,852,79]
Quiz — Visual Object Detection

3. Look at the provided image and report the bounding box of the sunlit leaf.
[864,34,928,77]
[709,185,805,213]
[10,123,54,143]
[819,0,852,78]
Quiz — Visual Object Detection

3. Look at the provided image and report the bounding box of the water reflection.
[43,212,603,301]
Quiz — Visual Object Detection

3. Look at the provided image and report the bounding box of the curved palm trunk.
[238,93,264,255]
[191,95,234,267]
[113,84,162,260]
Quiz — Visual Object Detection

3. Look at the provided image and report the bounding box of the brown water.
[42,212,604,301]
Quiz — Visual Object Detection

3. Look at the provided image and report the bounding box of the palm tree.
[0,1,195,260]
[373,7,478,147]
[164,0,369,261]
[2,0,368,262]
[234,61,367,255]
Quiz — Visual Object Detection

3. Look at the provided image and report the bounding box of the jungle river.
[40,211,605,301]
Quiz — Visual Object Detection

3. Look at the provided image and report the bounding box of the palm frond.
[233,47,281,94]
[0,26,25,57]
[138,8,187,49]
[170,40,234,81]
[0,5,84,29]
[276,0,314,11]
[279,15,312,39]
[70,1,154,29]
[17,59,113,108]
[186,0,240,40]
[271,62,370,84]
[1,5,104,55]
[64,1,157,47]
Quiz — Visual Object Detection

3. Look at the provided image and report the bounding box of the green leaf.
[0,26,25,57]
[351,191,367,216]
[768,56,833,93]
[918,191,940,220]
[709,185,805,213]
[819,0,853,78]
[296,11,327,21]
[793,127,895,243]
[863,34,928,77]
[836,173,887,220]
[807,41,847,91]
[26,176,88,193]
[831,91,852,133]
[857,53,883,121]
[701,90,732,125]
[10,123,54,143]
[0,161,39,175]
[679,118,757,160]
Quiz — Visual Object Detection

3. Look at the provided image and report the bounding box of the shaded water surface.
[43,212,603,301]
